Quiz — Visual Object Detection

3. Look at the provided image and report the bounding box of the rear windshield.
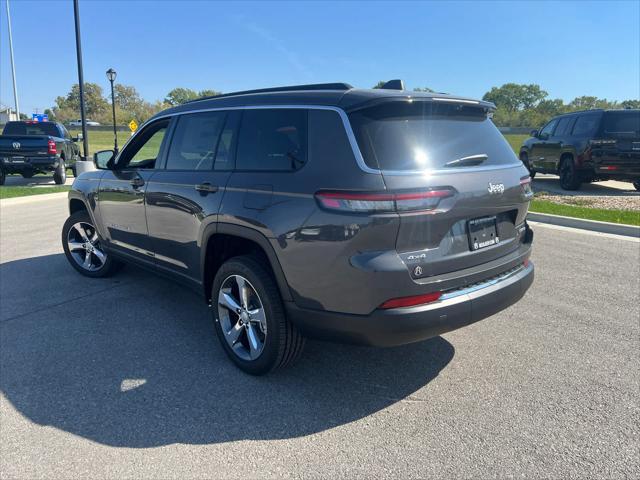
[348,101,518,171]
[603,111,640,137]
[2,122,59,137]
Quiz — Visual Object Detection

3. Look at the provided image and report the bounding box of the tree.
[164,87,199,106]
[53,83,109,121]
[198,89,221,98]
[482,83,548,113]
[621,99,640,109]
[413,87,435,93]
[372,81,387,89]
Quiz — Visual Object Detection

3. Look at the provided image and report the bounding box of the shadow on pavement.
[3,174,75,187]
[532,174,639,197]
[0,254,454,448]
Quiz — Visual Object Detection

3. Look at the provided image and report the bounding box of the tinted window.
[118,120,169,169]
[572,114,600,136]
[554,117,572,136]
[540,119,558,136]
[236,109,307,171]
[603,111,640,137]
[166,112,226,170]
[3,122,59,136]
[348,101,517,171]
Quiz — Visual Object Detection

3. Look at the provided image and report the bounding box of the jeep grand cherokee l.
[62,82,535,375]
[520,109,640,190]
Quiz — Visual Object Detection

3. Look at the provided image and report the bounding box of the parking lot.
[0,194,638,478]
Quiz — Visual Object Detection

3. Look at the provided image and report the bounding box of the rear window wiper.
[444,154,488,168]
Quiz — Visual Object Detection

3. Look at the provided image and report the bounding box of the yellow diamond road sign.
[128,120,138,132]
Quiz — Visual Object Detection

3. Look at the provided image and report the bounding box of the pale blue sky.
[1,0,638,115]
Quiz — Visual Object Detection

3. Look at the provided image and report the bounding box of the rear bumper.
[286,261,534,347]
[0,155,60,173]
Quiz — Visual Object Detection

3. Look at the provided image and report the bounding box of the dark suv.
[520,109,640,190]
[62,82,535,375]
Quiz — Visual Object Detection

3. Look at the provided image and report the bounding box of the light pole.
[106,68,118,152]
[5,0,20,119]
[73,0,89,160]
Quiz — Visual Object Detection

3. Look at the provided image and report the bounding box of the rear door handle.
[195,182,218,194]
[131,176,145,188]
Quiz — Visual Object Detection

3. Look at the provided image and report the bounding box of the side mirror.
[94,149,114,170]
[538,132,549,140]
[530,130,538,138]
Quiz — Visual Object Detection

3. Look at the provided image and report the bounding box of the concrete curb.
[0,192,68,207]
[527,211,640,238]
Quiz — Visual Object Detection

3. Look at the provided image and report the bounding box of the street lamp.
[106,68,118,151]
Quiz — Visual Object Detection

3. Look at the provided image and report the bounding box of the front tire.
[62,210,122,277]
[559,158,581,190]
[53,158,67,185]
[520,152,536,179]
[212,255,305,375]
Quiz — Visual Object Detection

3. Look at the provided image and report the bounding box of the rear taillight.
[520,176,533,196]
[315,188,454,213]
[379,291,442,309]
[47,139,57,154]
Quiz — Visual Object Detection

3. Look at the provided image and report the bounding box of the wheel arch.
[201,223,293,304]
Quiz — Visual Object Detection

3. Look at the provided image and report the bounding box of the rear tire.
[62,210,123,278]
[212,255,305,375]
[53,158,67,185]
[559,158,581,190]
[520,152,536,179]
[21,171,34,179]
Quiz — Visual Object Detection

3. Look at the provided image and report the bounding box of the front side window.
[166,112,226,170]
[118,120,168,169]
[236,109,307,171]
[540,119,558,137]
[348,101,517,171]
[572,114,600,137]
[554,117,572,136]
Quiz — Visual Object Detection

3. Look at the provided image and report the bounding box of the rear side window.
[236,109,307,171]
[572,114,600,136]
[554,117,572,136]
[348,101,517,171]
[166,112,226,170]
[603,111,640,137]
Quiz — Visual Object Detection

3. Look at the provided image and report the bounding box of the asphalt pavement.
[0,195,638,479]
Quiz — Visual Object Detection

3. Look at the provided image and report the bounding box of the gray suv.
[62,82,535,375]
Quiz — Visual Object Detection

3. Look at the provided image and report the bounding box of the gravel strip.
[536,194,640,211]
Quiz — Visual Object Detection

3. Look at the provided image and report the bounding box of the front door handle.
[131,176,145,188]
[195,182,218,194]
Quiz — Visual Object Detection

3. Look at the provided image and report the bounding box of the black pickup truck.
[0,121,81,185]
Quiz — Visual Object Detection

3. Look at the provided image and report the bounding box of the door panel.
[145,171,231,282]
[97,169,156,261]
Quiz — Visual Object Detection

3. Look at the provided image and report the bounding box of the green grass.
[0,186,70,200]
[504,134,528,156]
[68,129,133,157]
[530,199,640,226]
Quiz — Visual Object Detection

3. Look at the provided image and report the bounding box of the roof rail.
[187,83,354,103]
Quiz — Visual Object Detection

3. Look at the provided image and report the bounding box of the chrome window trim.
[116,104,519,176]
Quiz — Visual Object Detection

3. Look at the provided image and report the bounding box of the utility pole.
[5,0,20,119]
[73,0,89,160]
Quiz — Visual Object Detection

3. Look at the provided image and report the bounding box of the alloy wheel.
[66,222,107,271]
[217,274,267,361]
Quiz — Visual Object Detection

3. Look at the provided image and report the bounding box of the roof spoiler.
[379,79,405,91]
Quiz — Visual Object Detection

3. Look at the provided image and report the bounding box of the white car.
[68,119,100,127]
